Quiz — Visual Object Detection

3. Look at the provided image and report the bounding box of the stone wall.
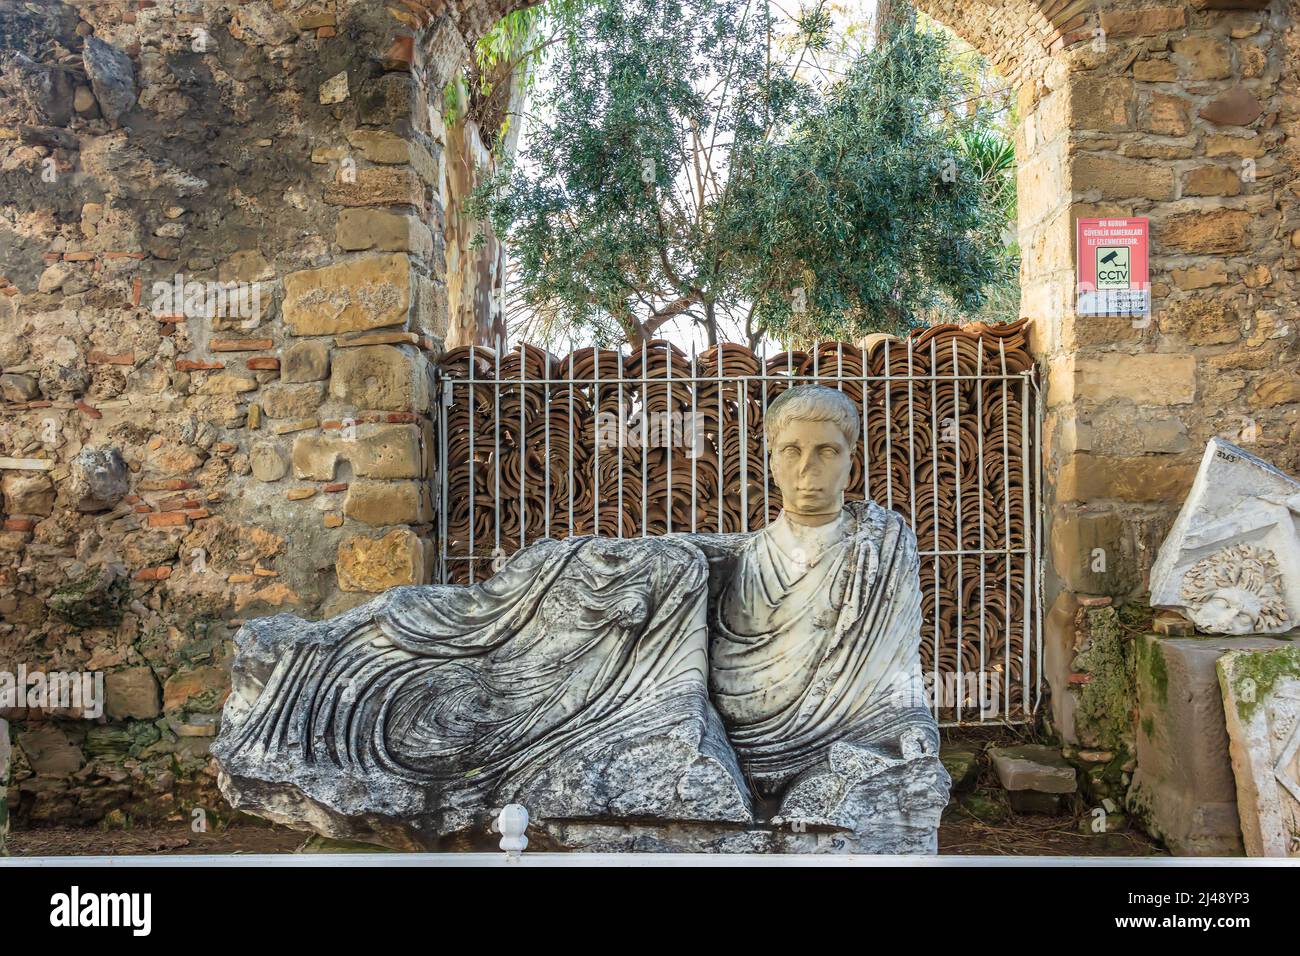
[0,0,471,825]
[1033,1,1300,742]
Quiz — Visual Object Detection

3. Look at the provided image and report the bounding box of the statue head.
[766,385,859,525]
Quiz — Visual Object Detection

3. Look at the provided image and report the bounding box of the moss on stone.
[1222,644,1300,723]
[48,570,130,628]
[1136,633,1169,707]
[1072,607,1137,752]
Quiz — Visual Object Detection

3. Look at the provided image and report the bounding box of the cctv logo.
[49,886,152,937]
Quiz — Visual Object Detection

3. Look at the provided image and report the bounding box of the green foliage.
[473,0,1017,344]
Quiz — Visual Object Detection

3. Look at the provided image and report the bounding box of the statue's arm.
[666,531,747,605]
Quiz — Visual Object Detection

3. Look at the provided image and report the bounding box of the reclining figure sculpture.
[213,385,951,853]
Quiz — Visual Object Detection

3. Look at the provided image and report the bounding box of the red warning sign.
[1077,217,1150,317]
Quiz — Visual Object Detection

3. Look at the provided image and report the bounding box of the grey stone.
[82,37,136,127]
[941,744,981,791]
[990,744,1078,793]
[0,373,38,402]
[1128,632,1292,855]
[69,446,128,512]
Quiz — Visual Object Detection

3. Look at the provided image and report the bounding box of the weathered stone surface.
[1182,165,1243,197]
[1073,353,1196,405]
[1057,453,1198,504]
[82,36,136,127]
[324,168,424,208]
[0,373,38,402]
[1158,298,1240,344]
[250,443,288,482]
[292,424,424,480]
[105,667,161,720]
[280,339,330,382]
[343,480,430,525]
[1160,209,1251,254]
[1140,93,1191,137]
[68,447,129,512]
[336,208,432,255]
[1073,155,1174,200]
[1151,438,1300,634]
[1070,77,1133,132]
[1218,645,1300,856]
[2,471,54,516]
[1199,87,1265,127]
[335,527,426,592]
[163,665,230,713]
[258,382,326,419]
[1100,6,1186,36]
[17,725,82,776]
[283,254,411,336]
[329,344,425,411]
[1172,36,1233,80]
[1129,633,1291,855]
[990,745,1077,793]
[1051,511,1135,595]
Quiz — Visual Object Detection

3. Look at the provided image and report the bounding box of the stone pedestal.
[1128,632,1295,855]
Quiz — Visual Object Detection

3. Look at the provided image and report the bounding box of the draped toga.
[214,500,944,847]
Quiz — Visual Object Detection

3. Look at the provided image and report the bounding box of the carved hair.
[765,384,861,447]
[1180,543,1290,632]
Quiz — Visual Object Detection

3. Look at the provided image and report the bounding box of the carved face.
[770,418,853,519]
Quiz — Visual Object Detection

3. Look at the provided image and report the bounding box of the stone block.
[105,667,161,720]
[280,340,331,382]
[1072,154,1175,200]
[1073,352,1196,405]
[336,527,426,592]
[1157,297,1240,345]
[329,344,427,412]
[1051,511,1134,596]
[1199,87,1265,127]
[1128,633,1293,855]
[990,744,1077,793]
[292,424,424,481]
[258,382,327,419]
[336,208,433,256]
[324,167,424,208]
[283,254,411,335]
[2,471,55,516]
[1140,92,1191,137]
[343,480,431,526]
[1182,164,1243,197]
[1159,209,1251,254]
[1172,36,1233,80]
[163,665,231,713]
[1069,77,1134,132]
[1057,453,1198,503]
[1100,6,1186,36]
[17,724,83,776]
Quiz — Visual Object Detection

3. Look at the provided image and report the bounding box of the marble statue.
[213,385,951,853]
[1150,438,1300,635]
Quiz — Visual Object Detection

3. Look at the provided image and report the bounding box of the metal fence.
[434,321,1042,724]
